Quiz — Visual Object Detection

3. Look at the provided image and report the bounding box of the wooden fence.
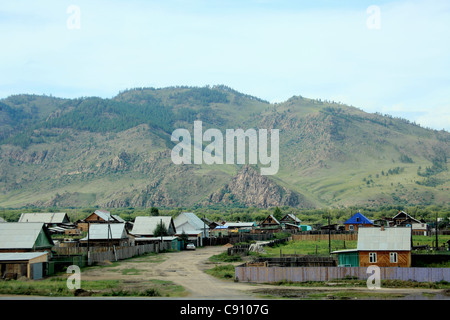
[235,265,450,283]
[292,234,357,241]
[53,243,171,266]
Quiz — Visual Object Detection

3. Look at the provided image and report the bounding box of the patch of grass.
[205,264,236,280]
[209,251,243,263]
[262,239,357,256]
[308,291,406,300]
[121,268,142,275]
[0,276,188,298]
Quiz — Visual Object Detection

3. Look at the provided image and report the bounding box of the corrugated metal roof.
[174,212,209,231]
[0,252,48,262]
[0,223,48,249]
[81,223,128,240]
[357,227,411,251]
[131,216,175,236]
[19,212,69,224]
[225,222,255,228]
[93,210,114,221]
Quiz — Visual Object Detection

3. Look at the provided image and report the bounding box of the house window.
[390,252,398,263]
[349,225,354,231]
[369,252,377,263]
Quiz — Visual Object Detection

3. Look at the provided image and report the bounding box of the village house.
[279,214,304,231]
[130,216,176,237]
[333,226,412,267]
[174,212,209,247]
[392,211,428,235]
[77,209,126,231]
[344,212,373,231]
[18,212,76,235]
[79,223,130,247]
[255,214,282,233]
[0,222,54,253]
[0,222,54,280]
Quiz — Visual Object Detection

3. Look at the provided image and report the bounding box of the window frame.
[390,252,398,263]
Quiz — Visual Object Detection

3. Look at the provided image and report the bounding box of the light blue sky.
[1,0,449,131]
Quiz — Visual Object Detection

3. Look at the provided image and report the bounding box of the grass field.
[259,235,450,257]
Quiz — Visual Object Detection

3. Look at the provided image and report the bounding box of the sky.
[1,0,449,131]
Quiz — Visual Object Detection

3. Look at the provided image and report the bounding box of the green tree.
[273,207,283,221]
[153,221,168,237]
[150,207,159,216]
[179,231,189,248]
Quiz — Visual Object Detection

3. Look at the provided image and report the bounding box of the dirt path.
[81,246,258,299]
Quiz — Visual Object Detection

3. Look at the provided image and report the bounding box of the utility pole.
[87,221,90,264]
[435,212,439,251]
[203,215,207,247]
[328,213,331,256]
[160,218,163,251]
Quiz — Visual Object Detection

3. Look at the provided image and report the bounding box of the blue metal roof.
[344,212,373,225]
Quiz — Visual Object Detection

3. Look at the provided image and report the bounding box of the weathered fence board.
[291,234,357,241]
[235,266,450,283]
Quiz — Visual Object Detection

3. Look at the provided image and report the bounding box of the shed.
[344,212,373,231]
[131,216,176,237]
[0,252,49,280]
[0,223,54,253]
[79,223,130,247]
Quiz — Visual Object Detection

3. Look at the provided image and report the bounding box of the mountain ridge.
[0,85,448,209]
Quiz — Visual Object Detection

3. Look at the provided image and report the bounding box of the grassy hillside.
[0,85,448,209]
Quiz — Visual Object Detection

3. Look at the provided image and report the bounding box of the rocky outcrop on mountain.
[206,165,312,208]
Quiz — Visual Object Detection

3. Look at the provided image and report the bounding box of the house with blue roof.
[344,212,373,231]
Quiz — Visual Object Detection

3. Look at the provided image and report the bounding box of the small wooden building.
[280,214,301,226]
[131,216,177,237]
[0,252,49,280]
[79,223,130,247]
[77,210,125,232]
[392,211,428,235]
[259,215,280,228]
[333,227,412,267]
[344,212,373,231]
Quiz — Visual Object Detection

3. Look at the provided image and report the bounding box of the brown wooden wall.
[344,224,373,231]
[359,250,411,267]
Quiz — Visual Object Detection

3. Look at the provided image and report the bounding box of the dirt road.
[81,246,258,299]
